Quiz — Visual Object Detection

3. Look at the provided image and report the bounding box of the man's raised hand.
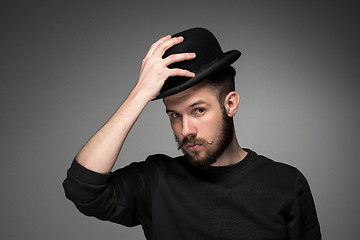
[134,35,196,101]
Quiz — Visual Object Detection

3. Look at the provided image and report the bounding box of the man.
[63,28,321,239]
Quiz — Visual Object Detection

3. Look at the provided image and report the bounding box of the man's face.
[163,83,234,167]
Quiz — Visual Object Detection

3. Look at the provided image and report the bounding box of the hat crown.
[163,27,225,73]
[155,27,240,100]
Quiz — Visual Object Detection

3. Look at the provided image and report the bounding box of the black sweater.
[63,149,321,239]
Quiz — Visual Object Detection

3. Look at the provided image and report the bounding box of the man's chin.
[184,152,217,168]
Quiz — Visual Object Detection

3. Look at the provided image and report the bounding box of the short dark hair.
[204,66,236,105]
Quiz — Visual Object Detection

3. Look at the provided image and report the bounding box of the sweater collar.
[186,148,256,177]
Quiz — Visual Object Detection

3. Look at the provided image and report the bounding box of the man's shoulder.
[244,150,306,196]
[123,154,184,172]
[144,153,184,165]
[146,153,177,161]
[250,149,300,179]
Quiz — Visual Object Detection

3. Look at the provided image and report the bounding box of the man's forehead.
[163,90,195,107]
[164,82,208,105]
[163,83,218,111]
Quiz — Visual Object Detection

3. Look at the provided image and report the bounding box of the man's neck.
[211,136,247,167]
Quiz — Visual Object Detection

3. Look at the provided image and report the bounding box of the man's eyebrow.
[166,100,209,113]
[189,100,207,108]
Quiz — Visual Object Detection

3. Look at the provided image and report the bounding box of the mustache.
[177,137,212,150]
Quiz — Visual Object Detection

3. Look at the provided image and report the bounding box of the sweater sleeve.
[287,169,322,240]
[63,157,152,227]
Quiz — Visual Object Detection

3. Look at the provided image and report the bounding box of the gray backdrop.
[1,1,359,239]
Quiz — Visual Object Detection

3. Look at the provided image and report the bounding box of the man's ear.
[224,91,240,117]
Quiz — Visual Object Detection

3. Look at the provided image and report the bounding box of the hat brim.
[153,49,241,100]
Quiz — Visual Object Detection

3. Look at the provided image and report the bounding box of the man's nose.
[181,116,197,137]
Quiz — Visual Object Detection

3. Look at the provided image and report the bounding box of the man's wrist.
[129,84,157,104]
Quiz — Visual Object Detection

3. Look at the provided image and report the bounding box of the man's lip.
[186,143,202,151]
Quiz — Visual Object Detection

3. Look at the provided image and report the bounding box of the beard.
[175,112,235,168]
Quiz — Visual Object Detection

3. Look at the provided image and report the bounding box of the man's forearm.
[76,89,150,173]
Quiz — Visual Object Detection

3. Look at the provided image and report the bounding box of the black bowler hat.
[154,27,241,100]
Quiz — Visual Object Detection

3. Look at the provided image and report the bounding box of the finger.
[163,52,196,66]
[153,36,185,58]
[168,68,196,78]
[145,35,171,59]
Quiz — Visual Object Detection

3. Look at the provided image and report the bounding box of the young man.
[63,28,321,239]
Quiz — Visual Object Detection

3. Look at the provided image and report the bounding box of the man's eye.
[171,113,181,119]
[194,108,205,115]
